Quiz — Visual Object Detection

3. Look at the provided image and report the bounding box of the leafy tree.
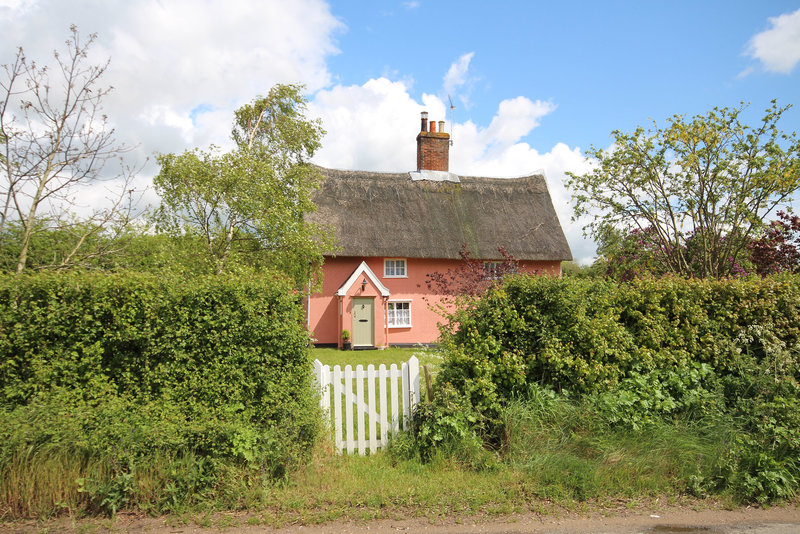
[595,226,749,281]
[1,26,140,273]
[592,226,666,281]
[0,221,212,274]
[154,84,332,282]
[568,101,800,278]
[560,260,602,278]
[0,218,127,272]
[748,210,800,275]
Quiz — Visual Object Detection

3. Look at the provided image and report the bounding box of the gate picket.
[356,365,366,454]
[332,364,343,450]
[367,365,377,454]
[378,364,388,445]
[390,363,399,434]
[401,360,410,426]
[344,365,354,455]
[313,356,419,455]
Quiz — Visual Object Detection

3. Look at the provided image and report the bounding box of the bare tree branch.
[1,26,141,273]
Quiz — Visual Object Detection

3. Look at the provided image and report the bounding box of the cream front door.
[351,297,374,347]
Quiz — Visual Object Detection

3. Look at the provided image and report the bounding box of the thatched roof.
[308,167,572,262]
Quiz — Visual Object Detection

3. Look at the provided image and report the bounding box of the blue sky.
[326,1,799,151]
[2,0,799,263]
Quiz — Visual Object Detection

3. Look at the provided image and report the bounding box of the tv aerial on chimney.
[447,95,455,146]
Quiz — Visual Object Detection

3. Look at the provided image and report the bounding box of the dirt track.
[4,504,800,534]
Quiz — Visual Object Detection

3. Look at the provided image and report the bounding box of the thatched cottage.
[306,112,572,348]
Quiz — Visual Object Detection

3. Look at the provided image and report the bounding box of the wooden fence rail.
[313,356,420,455]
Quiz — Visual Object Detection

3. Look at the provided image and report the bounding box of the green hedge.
[439,275,800,402]
[434,274,800,502]
[0,271,318,516]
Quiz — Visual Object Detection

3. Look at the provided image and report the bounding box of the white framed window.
[387,301,411,328]
[483,261,517,280]
[483,261,502,280]
[384,258,407,278]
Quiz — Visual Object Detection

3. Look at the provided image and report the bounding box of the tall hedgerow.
[428,274,800,503]
[0,271,319,517]
[438,275,800,405]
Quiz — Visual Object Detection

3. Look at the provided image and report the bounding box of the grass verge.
[1,397,737,526]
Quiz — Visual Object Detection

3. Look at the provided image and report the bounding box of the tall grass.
[236,392,731,526]
[0,387,316,519]
[500,389,728,501]
[0,445,279,519]
[0,353,741,522]
[0,446,95,518]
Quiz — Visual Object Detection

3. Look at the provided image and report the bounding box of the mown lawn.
[311,345,442,370]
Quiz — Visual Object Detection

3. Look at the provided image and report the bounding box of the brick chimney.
[416,111,450,171]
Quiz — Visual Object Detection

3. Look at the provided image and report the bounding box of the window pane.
[385,259,406,276]
[388,302,410,326]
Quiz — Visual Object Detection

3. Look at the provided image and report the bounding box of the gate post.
[313,359,331,427]
[409,355,420,411]
[404,356,420,427]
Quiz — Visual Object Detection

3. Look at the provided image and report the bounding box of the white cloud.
[746,8,800,74]
[484,97,557,147]
[309,78,429,171]
[0,0,344,233]
[1,0,343,166]
[0,0,33,11]
[443,52,474,95]
[442,52,478,109]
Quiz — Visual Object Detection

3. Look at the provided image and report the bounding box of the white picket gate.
[313,356,420,455]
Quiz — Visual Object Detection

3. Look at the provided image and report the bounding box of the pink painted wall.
[307,256,561,346]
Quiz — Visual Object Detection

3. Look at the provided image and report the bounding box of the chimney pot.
[416,113,450,172]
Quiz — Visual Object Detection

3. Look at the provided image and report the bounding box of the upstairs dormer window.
[384,258,407,278]
[483,261,517,280]
[483,261,502,280]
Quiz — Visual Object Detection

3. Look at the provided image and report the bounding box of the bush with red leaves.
[748,211,800,276]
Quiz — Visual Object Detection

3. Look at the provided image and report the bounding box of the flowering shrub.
[425,244,520,298]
